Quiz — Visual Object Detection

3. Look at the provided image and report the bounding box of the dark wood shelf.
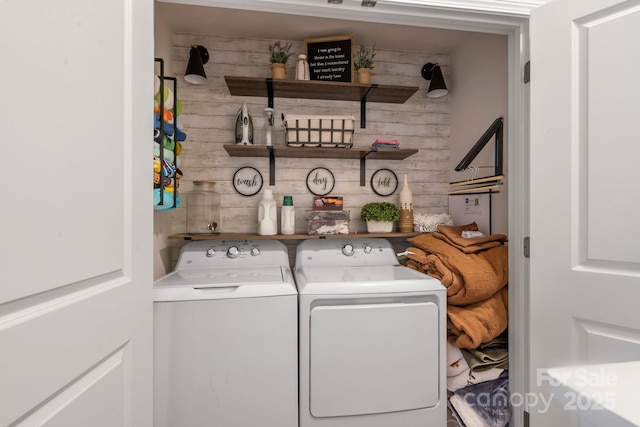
[224,76,418,104]
[223,145,418,160]
[223,145,418,186]
[169,232,420,241]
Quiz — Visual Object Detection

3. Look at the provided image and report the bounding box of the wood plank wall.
[161,33,450,264]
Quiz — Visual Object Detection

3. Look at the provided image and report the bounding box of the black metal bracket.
[268,146,275,185]
[360,84,377,128]
[358,149,380,186]
[266,78,274,108]
[455,117,504,176]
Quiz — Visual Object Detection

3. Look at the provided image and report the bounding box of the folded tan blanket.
[420,223,506,254]
[437,222,479,235]
[406,237,508,305]
[433,232,507,254]
[448,287,509,349]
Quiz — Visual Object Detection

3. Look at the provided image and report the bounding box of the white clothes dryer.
[295,238,446,427]
[154,240,297,427]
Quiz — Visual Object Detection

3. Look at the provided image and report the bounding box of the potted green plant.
[360,201,399,233]
[354,44,376,84]
[269,40,293,79]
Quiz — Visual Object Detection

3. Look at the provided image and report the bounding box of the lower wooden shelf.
[169,232,419,241]
[223,145,418,186]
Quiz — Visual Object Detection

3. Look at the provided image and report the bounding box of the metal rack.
[154,58,178,209]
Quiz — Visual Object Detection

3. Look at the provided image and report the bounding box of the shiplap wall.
[162,33,450,261]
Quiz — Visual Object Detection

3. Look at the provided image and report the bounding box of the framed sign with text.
[305,35,354,83]
[371,169,398,197]
[306,167,335,196]
[233,167,263,196]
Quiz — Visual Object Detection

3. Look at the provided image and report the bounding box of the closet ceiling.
[157,0,546,54]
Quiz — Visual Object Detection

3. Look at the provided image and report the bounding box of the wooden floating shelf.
[223,145,418,186]
[224,76,419,104]
[223,145,418,161]
[169,232,420,241]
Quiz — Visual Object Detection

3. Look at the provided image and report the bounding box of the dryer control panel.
[296,238,398,267]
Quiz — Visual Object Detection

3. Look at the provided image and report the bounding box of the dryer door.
[309,301,440,417]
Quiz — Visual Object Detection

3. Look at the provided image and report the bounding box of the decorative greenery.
[354,44,376,70]
[360,202,400,222]
[269,41,293,64]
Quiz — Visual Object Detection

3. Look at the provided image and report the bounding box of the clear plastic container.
[263,107,275,146]
[187,181,221,233]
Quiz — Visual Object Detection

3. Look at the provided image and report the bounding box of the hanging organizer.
[444,117,504,195]
[444,117,504,234]
[154,58,181,210]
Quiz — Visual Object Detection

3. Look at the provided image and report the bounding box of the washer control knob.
[206,248,216,257]
[342,244,355,256]
[250,247,261,256]
[363,244,373,254]
[227,246,240,258]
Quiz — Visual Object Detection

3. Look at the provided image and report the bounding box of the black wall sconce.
[421,62,448,98]
[184,45,209,85]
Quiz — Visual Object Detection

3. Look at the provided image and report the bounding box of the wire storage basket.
[283,115,355,148]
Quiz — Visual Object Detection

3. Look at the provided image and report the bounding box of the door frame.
[156,1,531,425]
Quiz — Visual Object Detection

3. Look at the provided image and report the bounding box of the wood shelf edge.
[223,145,418,160]
[169,232,420,241]
[224,76,418,104]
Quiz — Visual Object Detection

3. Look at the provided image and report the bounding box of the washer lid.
[154,266,297,301]
[295,265,445,295]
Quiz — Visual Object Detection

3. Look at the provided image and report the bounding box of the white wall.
[449,33,509,235]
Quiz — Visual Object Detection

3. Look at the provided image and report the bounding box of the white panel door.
[0,0,153,426]
[530,0,640,425]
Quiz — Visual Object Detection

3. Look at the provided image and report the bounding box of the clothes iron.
[235,103,254,145]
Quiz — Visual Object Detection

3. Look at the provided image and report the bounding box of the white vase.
[399,174,413,210]
[366,221,394,233]
[295,54,310,80]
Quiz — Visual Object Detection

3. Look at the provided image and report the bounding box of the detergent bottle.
[258,189,278,235]
[281,196,295,235]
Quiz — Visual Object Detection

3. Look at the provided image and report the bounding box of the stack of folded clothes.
[371,138,399,149]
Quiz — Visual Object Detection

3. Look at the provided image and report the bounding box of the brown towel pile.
[406,222,508,349]
[447,287,508,349]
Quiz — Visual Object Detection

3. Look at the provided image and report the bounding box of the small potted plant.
[354,44,376,84]
[360,201,399,233]
[269,40,293,79]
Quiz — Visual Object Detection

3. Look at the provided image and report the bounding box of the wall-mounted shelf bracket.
[266,78,274,108]
[360,84,377,129]
[268,146,275,185]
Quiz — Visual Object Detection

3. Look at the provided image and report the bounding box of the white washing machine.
[153,239,297,427]
[295,238,446,427]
